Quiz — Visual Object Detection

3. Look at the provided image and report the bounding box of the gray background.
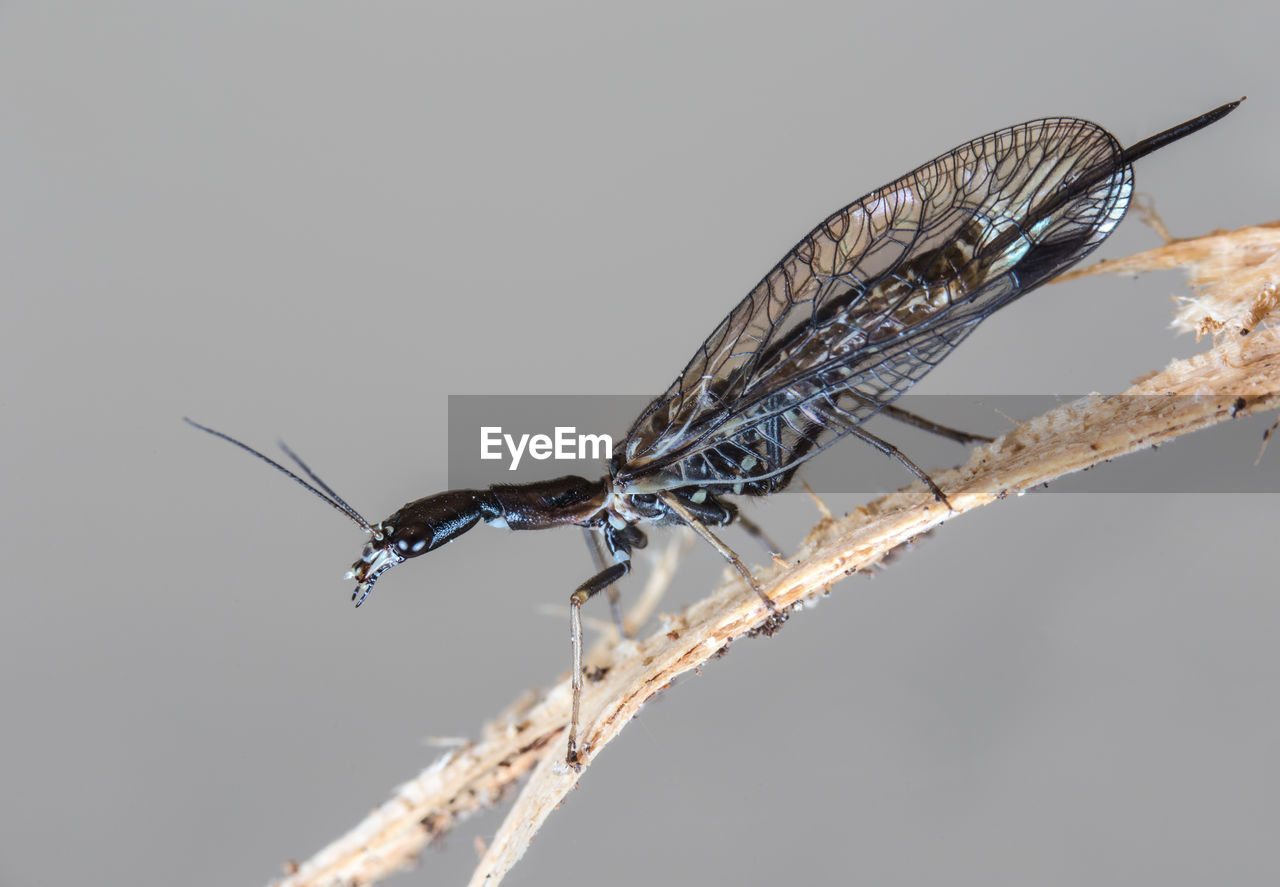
[2,2,1277,885]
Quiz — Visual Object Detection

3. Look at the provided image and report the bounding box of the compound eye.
[393,527,431,556]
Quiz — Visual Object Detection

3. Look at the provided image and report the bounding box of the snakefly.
[188,98,1240,766]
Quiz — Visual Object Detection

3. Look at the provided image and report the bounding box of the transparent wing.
[618,116,1133,494]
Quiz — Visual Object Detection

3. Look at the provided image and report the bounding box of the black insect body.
[189,98,1240,766]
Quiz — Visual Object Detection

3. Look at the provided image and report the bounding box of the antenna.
[183,418,378,536]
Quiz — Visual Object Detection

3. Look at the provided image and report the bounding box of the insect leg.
[846,426,955,509]
[581,527,627,638]
[837,389,992,445]
[567,559,630,767]
[733,511,783,558]
[877,403,995,446]
[659,491,781,616]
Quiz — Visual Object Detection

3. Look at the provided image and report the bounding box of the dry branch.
[269,222,1280,887]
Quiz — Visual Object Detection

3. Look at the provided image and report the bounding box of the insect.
[189,98,1241,766]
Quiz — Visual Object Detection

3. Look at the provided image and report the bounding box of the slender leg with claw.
[847,425,954,509]
[841,388,993,446]
[733,510,782,558]
[581,528,627,637]
[567,560,630,767]
[878,403,995,445]
[659,491,780,616]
